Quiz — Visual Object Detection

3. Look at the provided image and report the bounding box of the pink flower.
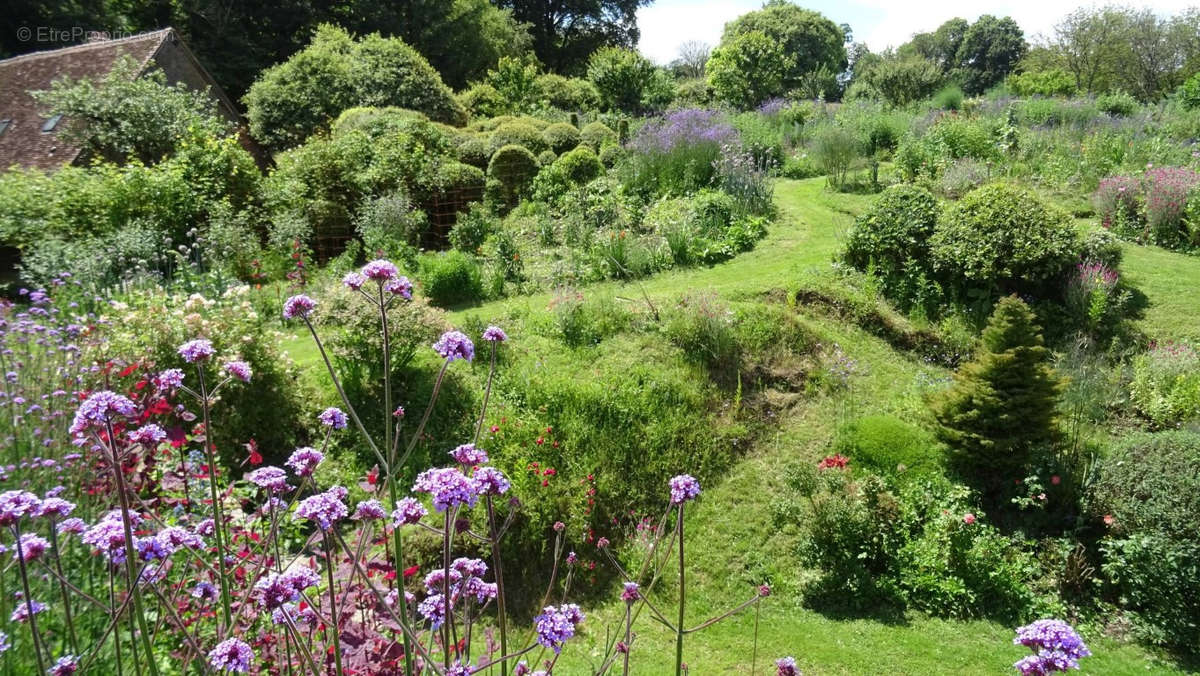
[963,513,976,525]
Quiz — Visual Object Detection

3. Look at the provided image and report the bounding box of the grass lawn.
[288,178,1200,673]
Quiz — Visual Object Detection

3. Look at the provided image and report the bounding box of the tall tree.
[495,0,650,75]
[901,17,969,74]
[671,40,710,79]
[1051,6,1126,93]
[718,0,846,93]
[953,15,1025,95]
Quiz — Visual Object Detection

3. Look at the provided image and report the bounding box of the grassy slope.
[286,179,1197,673]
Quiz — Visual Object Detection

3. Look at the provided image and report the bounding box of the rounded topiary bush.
[457,82,508,119]
[598,143,624,167]
[536,73,600,111]
[833,415,942,476]
[536,149,558,167]
[419,249,485,306]
[486,144,539,210]
[844,184,940,272]
[580,122,618,150]
[542,122,582,155]
[457,134,493,169]
[488,122,548,155]
[555,146,604,185]
[931,184,1079,294]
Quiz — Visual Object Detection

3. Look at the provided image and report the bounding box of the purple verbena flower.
[0,490,42,525]
[224,361,252,383]
[362,259,399,281]
[317,407,348,430]
[482,326,507,342]
[247,466,291,494]
[433,331,474,362]
[293,488,348,530]
[391,497,428,526]
[69,391,136,435]
[621,581,640,603]
[354,499,386,520]
[669,474,701,505]
[449,443,488,466]
[207,638,253,673]
[413,467,479,511]
[1013,619,1091,674]
[776,656,800,676]
[47,655,79,676]
[37,496,75,519]
[128,424,167,445]
[178,339,215,364]
[534,603,584,653]
[13,533,49,561]
[342,272,367,290]
[282,295,316,320]
[285,447,323,476]
[385,276,413,298]
[473,467,511,496]
[153,369,184,390]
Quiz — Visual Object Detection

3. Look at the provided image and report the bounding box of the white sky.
[637,0,1198,65]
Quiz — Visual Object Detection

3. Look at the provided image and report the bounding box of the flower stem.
[675,504,685,676]
[12,523,46,674]
[322,532,343,676]
[486,497,509,676]
[47,524,79,655]
[195,367,233,631]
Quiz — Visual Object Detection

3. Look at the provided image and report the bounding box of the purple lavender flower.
[223,361,252,383]
[1013,619,1091,674]
[433,331,474,362]
[247,466,291,494]
[449,443,488,466]
[178,339,215,364]
[413,467,479,511]
[68,391,136,435]
[285,447,324,476]
[446,661,472,676]
[294,488,348,530]
[342,272,367,290]
[534,603,584,653]
[0,490,42,525]
[317,407,348,430]
[128,424,167,445]
[669,474,701,504]
[153,369,184,390]
[354,499,386,520]
[362,259,399,281]
[391,497,428,526]
[282,295,316,320]
[482,326,507,342]
[776,656,800,676]
[385,276,413,298]
[208,638,253,673]
[37,496,75,519]
[47,655,78,676]
[13,533,49,561]
[474,467,511,496]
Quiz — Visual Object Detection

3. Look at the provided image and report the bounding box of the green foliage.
[449,203,496,252]
[809,126,860,188]
[356,190,428,257]
[842,184,942,310]
[1181,72,1200,110]
[834,416,943,476]
[579,122,618,150]
[488,122,549,155]
[932,296,1063,497]
[931,184,1078,295]
[1096,91,1138,117]
[485,144,540,211]
[663,293,739,371]
[541,122,582,154]
[1128,342,1200,428]
[419,249,485,306]
[32,56,232,164]
[555,146,604,185]
[457,83,509,119]
[1093,431,1200,652]
[706,31,791,109]
[456,134,494,169]
[1006,68,1077,97]
[953,15,1027,95]
[535,73,600,111]
[483,56,542,113]
[720,0,848,92]
[243,25,466,152]
[586,47,659,113]
[932,85,964,111]
[857,56,945,107]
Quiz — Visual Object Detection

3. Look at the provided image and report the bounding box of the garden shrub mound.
[842,184,940,309]
[243,24,466,152]
[486,144,540,211]
[542,122,582,155]
[419,249,485,307]
[1092,431,1200,652]
[833,415,942,477]
[580,121,617,150]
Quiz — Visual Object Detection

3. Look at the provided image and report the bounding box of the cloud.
[637,0,761,64]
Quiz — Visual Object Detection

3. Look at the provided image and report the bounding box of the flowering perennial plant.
[1012,619,1091,674]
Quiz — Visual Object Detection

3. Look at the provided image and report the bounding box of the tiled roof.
[0,29,172,171]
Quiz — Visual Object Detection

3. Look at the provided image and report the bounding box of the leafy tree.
[485,57,544,112]
[243,25,465,153]
[933,296,1063,496]
[901,18,970,73]
[1050,6,1128,94]
[705,31,790,109]
[719,1,847,92]
[953,15,1026,95]
[586,46,657,113]
[856,55,944,107]
[496,0,651,74]
[32,56,232,164]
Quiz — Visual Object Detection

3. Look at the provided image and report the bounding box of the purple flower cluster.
[433,331,475,362]
[482,326,507,342]
[391,497,428,526]
[342,272,367,290]
[247,466,291,493]
[128,424,167,445]
[154,369,184,390]
[68,391,136,435]
[385,276,413,298]
[413,467,478,511]
[254,568,320,610]
[208,638,254,673]
[0,490,42,525]
[178,339,215,364]
[223,361,252,383]
[362,259,399,281]
[353,499,386,520]
[669,474,701,505]
[1013,619,1091,675]
[13,533,49,561]
[776,656,800,676]
[631,108,736,155]
[282,295,316,320]
[621,581,640,603]
[418,558,497,628]
[449,443,488,466]
[285,447,324,476]
[294,488,348,530]
[534,603,584,653]
[317,407,348,430]
[473,467,511,496]
[47,655,78,676]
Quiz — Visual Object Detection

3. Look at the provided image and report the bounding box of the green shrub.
[691,189,736,234]
[580,122,618,150]
[456,134,493,169]
[243,25,466,152]
[932,85,964,111]
[1079,228,1123,269]
[1097,91,1138,117]
[1093,431,1200,652]
[663,293,739,370]
[1128,342,1200,428]
[587,47,659,113]
[931,184,1078,295]
[1177,72,1200,110]
[1005,69,1076,97]
[542,122,582,155]
[457,82,509,118]
[485,144,539,211]
[779,152,822,179]
[449,203,495,252]
[488,122,548,155]
[809,126,860,188]
[932,297,1063,501]
[535,73,600,111]
[356,190,428,256]
[419,249,485,306]
[936,158,990,199]
[598,144,624,168]
[706,30,790,109]
[926,116,999,163]
[844,184,939,274]
[834,416,942,476]
[674,78,711,106]
[536,149,558,166]
[556,146,604,185]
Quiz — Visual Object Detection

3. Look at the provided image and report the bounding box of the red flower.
[403,565,419,578]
